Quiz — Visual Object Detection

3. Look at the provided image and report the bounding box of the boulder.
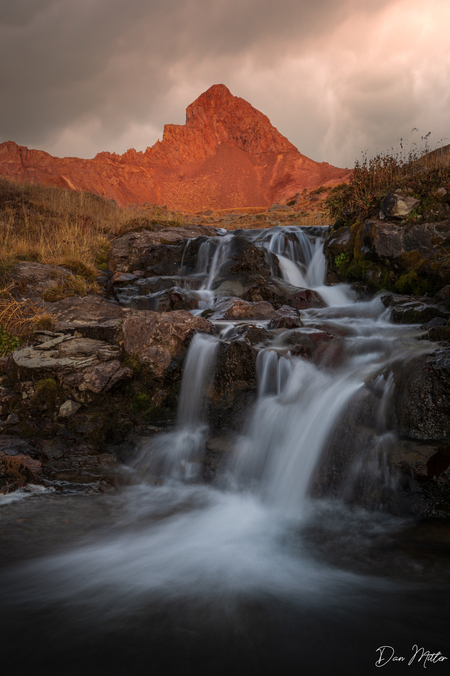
[268,305,303,329]
[108,226,215,273]
[390,301,449,325]
[381,193,420,219]
[7,261,74,299]
[210,236,280,290]
[146,286,200,313]
[242,278,325,310]
[208,339,258,430]
[121,310,212,378]
[325,218,450,294]
[50,295,125,343]
[58,399,82,418]
[391,347,450,443]
[205,297,275,321]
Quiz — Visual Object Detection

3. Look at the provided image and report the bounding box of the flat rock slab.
[13,336,121,377]
[205,297,275,321]
[49,295,125,343]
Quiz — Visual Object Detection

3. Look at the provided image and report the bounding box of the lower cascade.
[1,224,449,674]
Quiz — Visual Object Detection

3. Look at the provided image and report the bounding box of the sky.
[1,0,449,168]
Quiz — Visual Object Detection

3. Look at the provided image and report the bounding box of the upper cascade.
[0,85,351,210]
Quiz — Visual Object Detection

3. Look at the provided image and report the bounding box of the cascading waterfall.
[134,333,219,481]
[3,224,446,675]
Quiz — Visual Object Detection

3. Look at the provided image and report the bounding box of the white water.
[134,333,219,481]
[2,225,440,666]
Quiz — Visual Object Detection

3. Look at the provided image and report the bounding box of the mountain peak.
[0,86,351,210]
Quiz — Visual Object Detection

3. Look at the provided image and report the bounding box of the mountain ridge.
[0,84,351,210]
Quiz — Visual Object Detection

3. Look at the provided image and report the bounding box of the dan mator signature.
[375,645,448,668]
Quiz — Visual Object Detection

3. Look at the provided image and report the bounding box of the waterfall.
[236,359,362,514]
[135,333,219,482]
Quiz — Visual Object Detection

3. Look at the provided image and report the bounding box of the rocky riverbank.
[0,215,449,519]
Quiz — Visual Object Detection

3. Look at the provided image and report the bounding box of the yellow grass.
[0,179,187,278]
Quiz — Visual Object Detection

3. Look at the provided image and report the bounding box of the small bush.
[0,326,21,356]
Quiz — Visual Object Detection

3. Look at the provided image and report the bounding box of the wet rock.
[392,348,450,443]
[205,297,275,321]
[108,226,215,273]
[268,305,303,329]
[58,400,82,418]
[235,324,271,346]
[7,261,74,299]
[0,451,42,484]
[421,316,448,330]
[136,276,203,294]
[129,295,159,311]
[147,286,200,313]
[121,310,212,378]
[436,285,450,309]
[50,295,125,343]
[111,272,138,285]
[242,278,325,310]
[428,327,450,342]
[41,439,65,459]
[390,302,449,324]
[208,340,258,430]
[211,236,279,290]
[204,435,237,482]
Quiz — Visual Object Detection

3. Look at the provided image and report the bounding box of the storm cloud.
[1,0,449,167]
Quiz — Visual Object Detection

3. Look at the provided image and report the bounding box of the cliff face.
[0,84,351,210]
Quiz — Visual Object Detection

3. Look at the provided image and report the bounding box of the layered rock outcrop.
[0,85,350,210]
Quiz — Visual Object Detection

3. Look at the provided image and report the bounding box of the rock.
[242,278,325,310]
[381,193,420,219]
[147,286,200,313]
[0,85,351,211]
[121,310,213,378]
[129,295,159,311]
[63,360,132,394]
[0,451,42,484]
[390,302,449,324]
[208,339,258,430]
[268,305,303,329]
[50,295,125,343]
[428,327,450,342]
[111,272,138,285]
[41,439,65,459]
[108,227,215,273]
[7,261,74,299]
[420,317,448,330]
[436,285,450,308]
[205,297,275,321]
[13,336,120,381]
[392,348,450,443]
[210,236,280,291]
[136,276,203,294]
[58,400,82,418]
[325,218,450,294]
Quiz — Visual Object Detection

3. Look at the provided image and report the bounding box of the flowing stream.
[1,226,449,675]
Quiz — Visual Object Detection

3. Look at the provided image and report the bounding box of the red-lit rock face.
[0,84,351,210]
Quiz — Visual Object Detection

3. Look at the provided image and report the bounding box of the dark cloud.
[0,0,448,166]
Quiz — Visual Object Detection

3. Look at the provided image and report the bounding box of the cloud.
[0,0,449,167]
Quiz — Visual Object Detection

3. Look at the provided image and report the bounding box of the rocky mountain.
[0,84,351,210]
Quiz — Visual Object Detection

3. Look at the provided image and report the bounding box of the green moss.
[33,378,58,409]
[0,326,21,356]
[334,252,348,268]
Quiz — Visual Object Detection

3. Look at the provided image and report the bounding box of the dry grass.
[325,141,450,225]
[0,287,50,335]
[0,179,187,279]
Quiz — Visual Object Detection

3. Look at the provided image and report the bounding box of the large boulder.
[121,310,213,378]
[325,218,450,294]
[108,225,215,273]
[7,262,74,300]
[242,278,325,310]
[208,339,258,430]
[50,295,125,342]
